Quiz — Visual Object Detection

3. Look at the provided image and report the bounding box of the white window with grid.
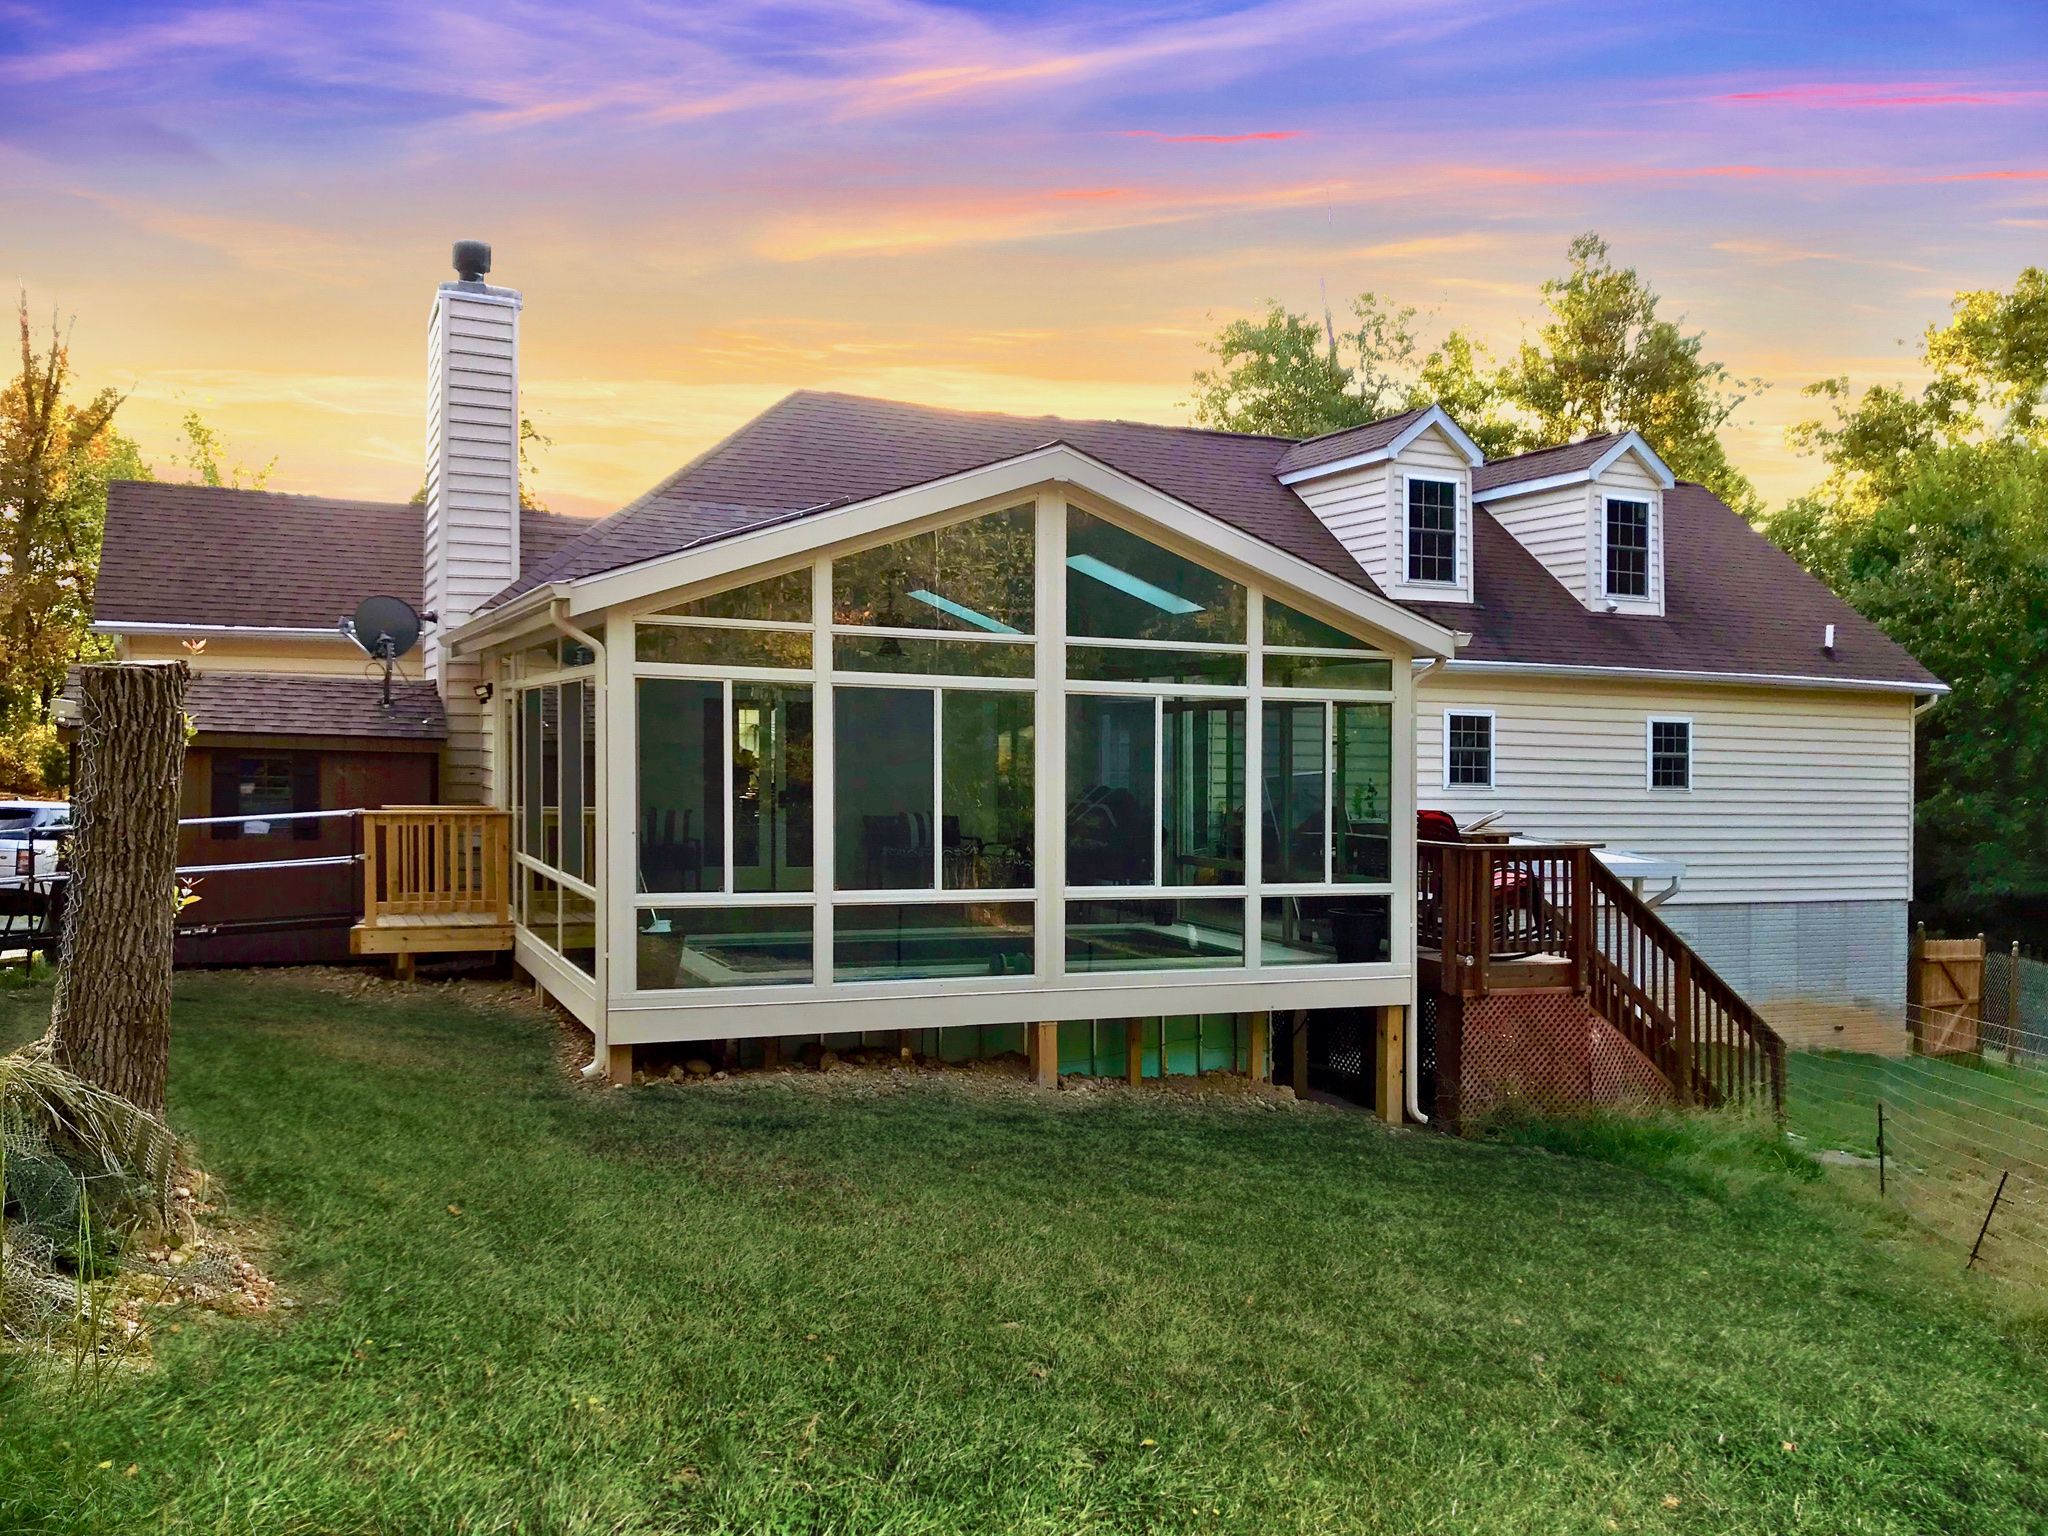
[1647,716,1691,790]
[1442,709,1494,789]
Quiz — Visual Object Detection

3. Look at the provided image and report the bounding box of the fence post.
[2009,941,2022,1067]
[1907,922,1926,1054]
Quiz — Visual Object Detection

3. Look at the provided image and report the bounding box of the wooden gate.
[1909,929,1984,1056]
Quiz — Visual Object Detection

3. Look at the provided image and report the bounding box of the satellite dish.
[341,596,428,707]
[346,596,422,661]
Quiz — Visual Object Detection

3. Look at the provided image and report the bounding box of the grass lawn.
[2,971,2046,1535]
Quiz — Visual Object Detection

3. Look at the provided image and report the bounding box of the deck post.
[762,1038,781,1070]
[1248,1012,1270,1083]
[1029,1021,1058,1088]
[1374,1005,1405,1124]
[1290,1009,1310,1091]
[1124,1019,1143,1086]
[393,952,415,983]
[605,1043,632,1087]
[1672,949,1695,1106]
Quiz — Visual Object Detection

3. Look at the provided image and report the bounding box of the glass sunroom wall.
[504,636,604,976]
[623,494,1403,1001]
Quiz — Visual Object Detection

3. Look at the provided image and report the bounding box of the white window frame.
[1441,708,1495,791]
[1403,475,1463,588]
[1601,495,1654,602]
[1646,715,1692,792]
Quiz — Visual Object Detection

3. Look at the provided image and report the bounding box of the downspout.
[1404,649,1458,1123]
[547,600,612,1081]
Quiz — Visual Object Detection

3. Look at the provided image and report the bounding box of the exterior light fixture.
[473,681,494,705]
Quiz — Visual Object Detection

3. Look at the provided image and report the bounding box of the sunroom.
[461,458,1455,1088]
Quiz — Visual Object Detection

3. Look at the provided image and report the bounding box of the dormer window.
[1406,478,1459,585]
[1604,497,1650,600]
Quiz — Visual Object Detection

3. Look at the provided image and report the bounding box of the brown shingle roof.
[495,391,1381,604]
[62,668,447,742]
[1272,406,1431,477]
[1471,433,1633,494]
[95,482,594,630]
[1406,484,1940,688]
[183,673,447,741]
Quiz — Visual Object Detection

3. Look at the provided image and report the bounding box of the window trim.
[1602,495,1653,602]
[1402,474,1462,588]
[1646,715,1693,792]
[1441,708,1495,791]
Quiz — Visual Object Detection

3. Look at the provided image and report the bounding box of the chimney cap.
[452,240,492,282]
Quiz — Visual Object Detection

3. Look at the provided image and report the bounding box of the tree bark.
[47,660,189,1114]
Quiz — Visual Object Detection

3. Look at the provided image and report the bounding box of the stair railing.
[1418,839,1785,1113]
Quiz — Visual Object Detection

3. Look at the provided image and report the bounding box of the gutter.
[444,582,570,656]
[544,599,614,1082]
[1435,657,1949,697]
[91,621,344,641]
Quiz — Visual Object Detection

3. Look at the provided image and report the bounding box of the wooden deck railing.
[1418,840,1784,1112]
[360,807,510,926]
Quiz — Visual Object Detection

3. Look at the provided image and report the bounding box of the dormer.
[1277,404,1485,605]
[1472,431,1675,617]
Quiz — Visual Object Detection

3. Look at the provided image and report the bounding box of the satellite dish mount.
[341,596,430,707]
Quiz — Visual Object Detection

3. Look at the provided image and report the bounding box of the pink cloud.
[1713,82,2048,110]
[1120,130,1306,144]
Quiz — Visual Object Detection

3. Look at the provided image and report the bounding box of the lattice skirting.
[1435,989,1672,1128]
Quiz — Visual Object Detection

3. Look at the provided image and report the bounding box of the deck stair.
[1419,841,1785,1116]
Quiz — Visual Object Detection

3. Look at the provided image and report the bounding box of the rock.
[684,1058,714,1077]
[818,1050,841,1072]
[633,1070,651,1086]
[712,1070,728,1081]
[666,1065,688,1083]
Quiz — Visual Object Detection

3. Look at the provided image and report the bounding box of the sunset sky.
[5,0,2044,518]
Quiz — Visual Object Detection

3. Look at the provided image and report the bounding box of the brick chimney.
[423,239,521,799]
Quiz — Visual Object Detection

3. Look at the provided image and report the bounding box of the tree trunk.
[47,660,190,1114]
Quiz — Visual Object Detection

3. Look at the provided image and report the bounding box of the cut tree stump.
[47,661,191,1116]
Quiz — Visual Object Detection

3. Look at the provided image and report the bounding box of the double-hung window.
[1648,717,1691,790]
[1605,498,1651,600]
[1443,711,1493,789]
[1406,478,1458,585]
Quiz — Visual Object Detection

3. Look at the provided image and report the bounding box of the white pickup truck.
[0,800,71,889]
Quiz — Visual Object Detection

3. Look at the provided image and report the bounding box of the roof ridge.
[111,479,414,511]
[1283,403,1430,449]
[784,387,1303,444]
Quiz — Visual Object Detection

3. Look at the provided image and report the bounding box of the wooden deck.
[349,807,514,969]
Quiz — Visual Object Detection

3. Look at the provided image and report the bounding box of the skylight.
[1065,555,1203,616]
[907,589,1023,635]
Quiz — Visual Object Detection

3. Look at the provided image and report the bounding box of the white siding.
[1483,482,1590,601]
[1292,424,1473,605]
[1381,427,1473,604]
[1416,672,1915,904]
[424,282,521,802]
[1292,461,1389,585]
[1474,444,1667,617]
[1594,454,1664,617]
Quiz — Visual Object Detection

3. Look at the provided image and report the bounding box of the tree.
[47,660,190,1115]
[1189,234,1762,510]
[1764,269,2048,926]
[1190,294,1426,437]
[0,294,143,787]
[1491,234,1761,511]
[166,408,274,489]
